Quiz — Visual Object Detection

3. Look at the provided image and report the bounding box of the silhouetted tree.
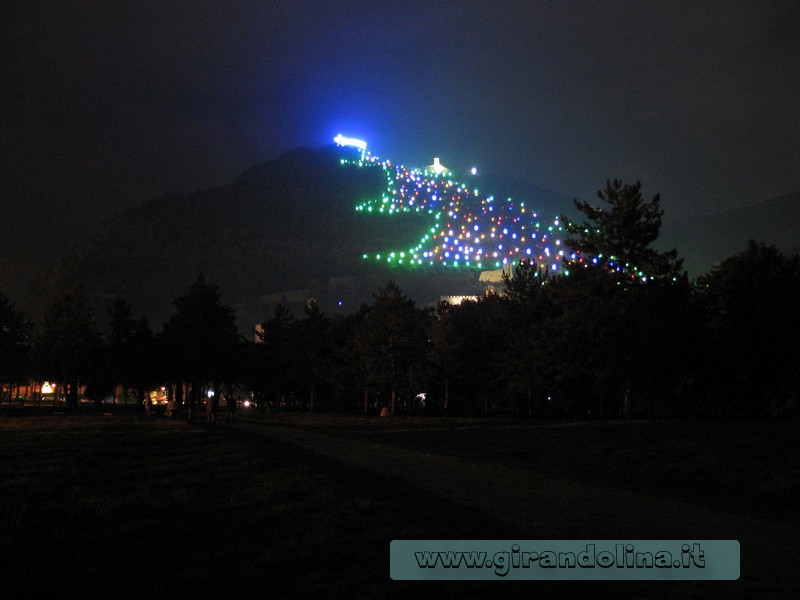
[296,299,331,410]
[256,303,298,409]
[502,258,551,304]
[698,241,800,415]
[551,180,695,416]
[548,266,626,418]
[562,179,683,278]
[161,274,240,414]
[324,312,364,412]
[430,295,510,415]
[129,317,158,407]
[37,287,102,412]
[502,260,560,416]
[0,290,32,402]
[352,282,431,415]
[106,296,137,402]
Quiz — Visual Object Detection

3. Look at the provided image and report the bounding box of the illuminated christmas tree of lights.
[334,135,574,274]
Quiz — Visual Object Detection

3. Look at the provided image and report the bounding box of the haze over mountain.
[6,145,799,331]
[29,145,575,329]
[658,193,800,278]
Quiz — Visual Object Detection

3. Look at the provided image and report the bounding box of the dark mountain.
[29,145,516,330]
[21,143,798,332]
[659,192,800,278]
[30,145,377,329]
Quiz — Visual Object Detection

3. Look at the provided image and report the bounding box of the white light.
[333,134,367,150]
[470,166,477,175]
[430,157,447,174]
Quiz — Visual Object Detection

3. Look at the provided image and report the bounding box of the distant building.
[425,157,450,176]
[479,263,514,283]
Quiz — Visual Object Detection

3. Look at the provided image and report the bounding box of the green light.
[347,144,568,274]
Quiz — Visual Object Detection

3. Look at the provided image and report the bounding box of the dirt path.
[230,418,798,598]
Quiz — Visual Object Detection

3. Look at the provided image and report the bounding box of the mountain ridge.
[9,145,799,330]
[658,191,800,277]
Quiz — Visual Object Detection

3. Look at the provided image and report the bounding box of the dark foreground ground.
[1,407,798,599]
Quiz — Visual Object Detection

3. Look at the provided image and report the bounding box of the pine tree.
[352,282,430,415]
[38,287,101,412]
[562,179,683,279]
[161,274,240,411]
[0,291,32,399]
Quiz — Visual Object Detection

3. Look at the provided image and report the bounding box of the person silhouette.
[226,390,237,424]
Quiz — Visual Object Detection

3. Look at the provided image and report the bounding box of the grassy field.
[251,412,800,529]
[0,409,538,600]
[2,408,797,599]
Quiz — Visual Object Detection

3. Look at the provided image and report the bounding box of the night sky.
[3,1,800,247]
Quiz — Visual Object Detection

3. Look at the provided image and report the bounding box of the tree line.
[1,179,797,418]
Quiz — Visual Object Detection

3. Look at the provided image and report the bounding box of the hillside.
[31,146,384,327]
[22,143,798,331]
[659,192,800,278]
[34,145,572,330]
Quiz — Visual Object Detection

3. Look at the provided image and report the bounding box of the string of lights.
[336,136,570,272]
[334,135,658,282]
